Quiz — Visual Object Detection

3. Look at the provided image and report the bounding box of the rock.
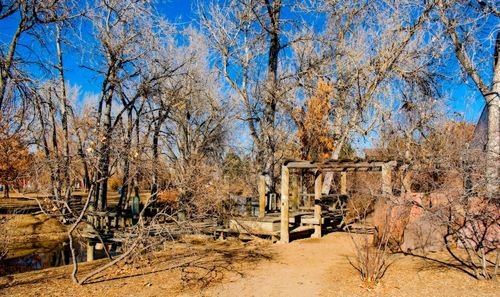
[401,214,447,252]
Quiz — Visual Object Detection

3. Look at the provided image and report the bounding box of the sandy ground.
[1,232,498,297]
[201,233,498,297]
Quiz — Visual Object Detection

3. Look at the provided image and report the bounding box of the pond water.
[0,237,121,276]
[0,210,125,276]
[0,239,81,275]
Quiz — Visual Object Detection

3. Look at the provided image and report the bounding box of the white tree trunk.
[486,34,500,196]
[486,92,500,196]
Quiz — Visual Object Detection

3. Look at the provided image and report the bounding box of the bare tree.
[285,0,439,193]
[0,0,75,113]
[159,30,231,217]
[200,0,292,194]
[436,0,500,196]
[85,0,163,210]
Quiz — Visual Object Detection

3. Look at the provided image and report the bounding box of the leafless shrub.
[347,224,392,289]
[172,158,228,222]
[381,113,499,279]
[346,192,394,289]
[344,175,379,224]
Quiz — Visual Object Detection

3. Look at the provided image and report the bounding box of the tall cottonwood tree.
[287,0,439,193]
[88,0,162,210]
[0,0,82,202]
[161,31,229,179]
[0,0,76,113]
[200,0,289,193]
[49,1,81,199]
[437,0,500,195]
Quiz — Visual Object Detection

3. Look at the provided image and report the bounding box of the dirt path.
[202,233,498,297]
[1,232,498,296]
[200,234,353,297]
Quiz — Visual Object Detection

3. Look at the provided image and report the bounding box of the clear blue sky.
[157,0,485,123]
[156,0,198,23]
[0,0,486,125]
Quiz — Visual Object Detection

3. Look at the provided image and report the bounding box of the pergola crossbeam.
[285,160,397,170]
[279,158,398,244]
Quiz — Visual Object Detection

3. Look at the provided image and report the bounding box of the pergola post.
[381,163,392,195]
[340,172,347,195]
[258,175,266,218]
[400,164,412,193]
[291,174,298,211]
[313,171,323,238]
[280,165,290,243]
[86,241,95,262]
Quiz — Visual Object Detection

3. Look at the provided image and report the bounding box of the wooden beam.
[280,166,290,243]
[258,175,266,218]
[313,172,323,238]
[285,160,397,170]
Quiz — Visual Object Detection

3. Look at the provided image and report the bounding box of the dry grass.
[0,234,272,296]
[0,232,498,297]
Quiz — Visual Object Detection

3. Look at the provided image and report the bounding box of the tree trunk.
[150,113,165,200]
[0,21,23,111]
[50,100,62,200]
[76,133,90,192]
[3,184,9,199]
[486,31,500,196]
[132,109,141,201]
[96,93,113,211]
[486,93,500,196]
[262,0,281,194]
[55,22,71,199]
[322,138,345,194]
[118,109,134,211]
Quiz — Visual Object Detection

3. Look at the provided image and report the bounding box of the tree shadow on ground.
[399,251,477,278]
[0,239,274,293]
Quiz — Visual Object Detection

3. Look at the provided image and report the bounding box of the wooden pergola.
[278,159,398,243]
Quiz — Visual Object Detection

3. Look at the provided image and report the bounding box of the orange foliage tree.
[293,80,335,160]
[0,129,32,198]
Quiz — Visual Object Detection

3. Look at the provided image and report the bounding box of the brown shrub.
[108,176,122,191]
[345,192,377,225]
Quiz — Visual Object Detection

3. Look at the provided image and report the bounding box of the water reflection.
[0,239,84,275]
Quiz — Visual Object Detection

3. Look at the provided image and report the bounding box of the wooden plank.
[280,166,290,243]
[313,172,323,238]
[258,175,266,218]
[229,219,279,233]
[217,227,279,237]
[288,212,311,224]
[301,217,324,225]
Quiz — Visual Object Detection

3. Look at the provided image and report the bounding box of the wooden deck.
[216,210,344,242]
